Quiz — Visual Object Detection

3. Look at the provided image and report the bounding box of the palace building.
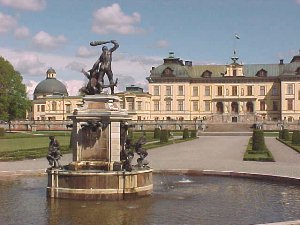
[32,68,82,121]
[31,51,300,124]
[146,51,300,123]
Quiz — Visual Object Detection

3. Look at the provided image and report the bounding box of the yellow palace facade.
[146,52,300,123]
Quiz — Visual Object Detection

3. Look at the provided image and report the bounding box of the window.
[205,86,210,96]
[52,101,57,111]
[217,86,223,96]
[37,105,40,112]
[166,101,171,111]
[66,105,71,113]
[273,101,278,111]
[272,85,278,96]
[178,86,184,96]
[232,86,238,96]
[247,86,253,96]
[178,100,184,111]
[260,101,266,111]
[204,101,210,111]
[192,101,199,111]
[287,84,294,95]
[241,88,244,96]
[259,86,265,96]
[154,86,160,96]
[120,102,124,109]
[137,101,142,110]
[166,86,172,96]
[192,87,198,96]
[287,99,293,110]
[154,101,160,111]
[41,105,45,112]
[233,69,237,76]
[128,102,134,111]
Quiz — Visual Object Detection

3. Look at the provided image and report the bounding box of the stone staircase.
[199,123,253,136]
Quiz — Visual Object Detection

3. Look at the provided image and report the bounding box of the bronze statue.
[81,40,119,95]
[47,136,62,168]
[134,134,149,168]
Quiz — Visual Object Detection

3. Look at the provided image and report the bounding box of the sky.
[1,0,300,98]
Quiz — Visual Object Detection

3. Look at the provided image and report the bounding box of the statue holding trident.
[81,40,119,95]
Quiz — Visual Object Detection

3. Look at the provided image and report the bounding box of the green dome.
[33,77,68,99]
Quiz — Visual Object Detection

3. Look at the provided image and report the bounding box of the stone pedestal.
[47,94,153,200]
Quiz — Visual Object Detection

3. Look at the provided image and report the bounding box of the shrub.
[292,130,300,145]
[160,130,169,143]
[282,129,290,141]
[252,130,266,151]
[182,128,189,139]
[190,130,197,138]
[127,129,133,139]
[0,128,4,136]
[153,128,161,139]
[278,130,283,139]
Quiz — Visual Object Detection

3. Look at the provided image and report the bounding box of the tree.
[0,56,30,122]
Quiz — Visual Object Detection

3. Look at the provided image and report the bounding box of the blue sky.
[1,0,300,98]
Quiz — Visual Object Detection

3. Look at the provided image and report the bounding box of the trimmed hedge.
[160,130,169,143]
[153,128,161,139]
[190,130,197,138]
[282,129,290,141]
[182,128,189,139]
[252,130,266,151]
[292,130,300,145]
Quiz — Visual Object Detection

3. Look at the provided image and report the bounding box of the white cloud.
[14,26,30,39]
[92,3,143,35]
[64,80,85,96]
[24,80,38,99]
[14,53,45,76]
[32,31,67,50]
[76,46,98,58]
[0,12,17,34]
[65,61,87,72]
[154,40,170,49]
[0,0,46,11]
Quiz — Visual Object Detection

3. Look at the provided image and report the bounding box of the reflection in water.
[0,175,300,225]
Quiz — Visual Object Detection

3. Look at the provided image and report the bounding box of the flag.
[235,34,240,39]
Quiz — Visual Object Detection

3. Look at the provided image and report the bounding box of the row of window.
[152,100,285,112]
[36,103,71,113]
[153,85,283,97]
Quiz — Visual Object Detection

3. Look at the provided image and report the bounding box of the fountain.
[46,40,153,200]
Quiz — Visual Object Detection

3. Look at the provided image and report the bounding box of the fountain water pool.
[1,173,300,225]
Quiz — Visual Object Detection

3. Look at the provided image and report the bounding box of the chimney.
[279,59,284,65]
[185,61,193,66]
[169,52,174,58]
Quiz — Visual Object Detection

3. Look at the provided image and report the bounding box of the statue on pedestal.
[47,136,62,169]
[81,40,119,95]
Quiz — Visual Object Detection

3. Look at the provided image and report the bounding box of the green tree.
[0,57,30,122]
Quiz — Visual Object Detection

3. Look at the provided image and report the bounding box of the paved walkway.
[1,136,300,178]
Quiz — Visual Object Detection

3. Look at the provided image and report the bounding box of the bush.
[292,130,300,145]
[153,128,161,139]
[252,130,266,151]
[190,130,197,138]
[0,128,4,136]
[160,130,169,143]
[182,128,189,139]
[282,129,290,140]
[278,130,283,139]
[127,129,133,139]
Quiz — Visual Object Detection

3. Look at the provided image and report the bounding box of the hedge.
[292,130,300,145]
[160,130,169,143]
[153,128,161,139]
[182,128,189,139]
[252,130,266,151]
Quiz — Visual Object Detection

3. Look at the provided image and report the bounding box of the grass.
[243,137,275,162]
[0,130,197,161]
[276,138,300,154]
[0,132,71,161]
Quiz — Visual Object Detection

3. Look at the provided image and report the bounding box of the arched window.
[231,102,238,113]
[246,102,254,113]
[256,69,268,77]
[201,70,212,78]
[216,102,224,114]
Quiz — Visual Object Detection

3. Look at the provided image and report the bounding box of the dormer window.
[162,67,174,77]
[296,67,300,75]
[201,70,212,78]
[256,69,268,77]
